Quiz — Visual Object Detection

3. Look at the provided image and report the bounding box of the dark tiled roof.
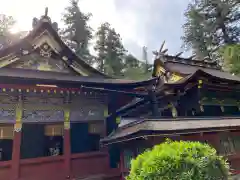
[158,55,239,82]
[165,62,220,75]
[162,55,219,70]
[102,117,240,143]
[0,68,157,89]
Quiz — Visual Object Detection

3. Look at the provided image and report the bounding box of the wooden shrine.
[102,43,240,180]
[0,8,158,180]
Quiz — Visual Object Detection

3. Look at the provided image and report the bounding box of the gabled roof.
[0,10,107,77]
[165,69,240,87]
[158,54,220,75]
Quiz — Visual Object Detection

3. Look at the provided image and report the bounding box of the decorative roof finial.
[45,7,48,17]
[40,7,51,23]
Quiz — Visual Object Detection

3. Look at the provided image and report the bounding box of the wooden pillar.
[12,94,23,180]
[148,89,159,117]
[64,94,71,179]
[103,108,108,137]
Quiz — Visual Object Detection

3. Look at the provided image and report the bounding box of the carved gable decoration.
[8,52,74,74]
[167,73,183,83]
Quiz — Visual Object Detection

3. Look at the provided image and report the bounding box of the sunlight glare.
[10,26,20,34]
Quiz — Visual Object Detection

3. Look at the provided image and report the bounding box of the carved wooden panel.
[8,53,74,74]
[70,106,104,121]
[22,110,64,122]
[0,109,15,122]
[0,95,17,106]
[71,96,101,106]
[0,95,16,122]
[24,96,64,106]
[70,96,104,121]
[23,96,64,110]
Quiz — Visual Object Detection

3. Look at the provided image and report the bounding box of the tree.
[94,22,126,76]
[123,54,152,80]
[0,14,16,49]
[61,0,93,64]
[182,4,212,59]
[221,44,240,74]
[105,27,126,76]
[94,22,109,72]
[127,140,230,180]
[182,0,240,60]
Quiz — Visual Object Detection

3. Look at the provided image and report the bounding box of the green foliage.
[182,0,240,60]
[0,14,16,48]
[0,14,15,32]
[221,44,240,74]
[94,22,126,76]
[61,0,93,64]
[123,54,152,80]
[182,4,211,59]
[127,140,230,180]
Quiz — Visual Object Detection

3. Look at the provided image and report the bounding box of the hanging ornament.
[192,110,195,116]
[171,106,178,117]
[220,106,224,112]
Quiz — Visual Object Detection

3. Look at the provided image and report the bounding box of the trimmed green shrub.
[127,140,230,180]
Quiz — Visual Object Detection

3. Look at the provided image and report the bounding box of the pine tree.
[94,23,126,76]
[182,4,212,59]
[182,0,240,60]
[61,0,93,65]
[123,54,152,80]
[105,28,126,76]
[94,22,109,72]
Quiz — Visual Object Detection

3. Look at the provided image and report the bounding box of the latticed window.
[123,149,134,169]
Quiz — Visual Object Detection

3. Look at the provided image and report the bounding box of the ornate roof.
[152,41,224,83]
[0,8,106,77]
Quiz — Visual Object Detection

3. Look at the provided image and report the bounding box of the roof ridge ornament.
[40,7,51,23]
[45,7,48,17]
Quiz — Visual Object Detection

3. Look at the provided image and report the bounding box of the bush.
[127,140,230,180]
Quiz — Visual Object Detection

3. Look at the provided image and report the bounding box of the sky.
[1,0,191,63]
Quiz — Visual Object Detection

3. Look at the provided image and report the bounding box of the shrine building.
[0,9,157,180]
[102,47,240,180]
